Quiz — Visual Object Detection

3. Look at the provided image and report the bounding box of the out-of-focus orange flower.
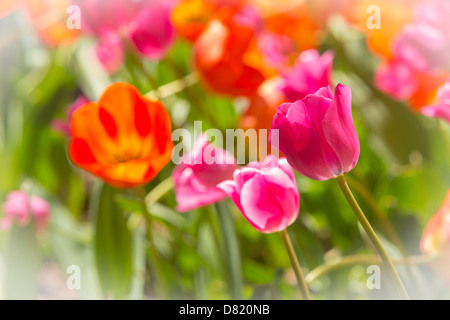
[338,0,417,59]
[421,190,450,284]
[172,0,245,42]
[69,83,174,189]
[194,7,265,97]
[25,0,80,46]
[240,77,286,159]
[172,0,216,42]
[0,0,17,17]
[262,1,320,52]
[408,72,449,111]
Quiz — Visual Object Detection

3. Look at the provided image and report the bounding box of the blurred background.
[0,0,449,300]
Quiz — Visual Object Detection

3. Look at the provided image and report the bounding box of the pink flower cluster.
[1,191,50,233]
[75,0,176,72]
[374,0,450,122]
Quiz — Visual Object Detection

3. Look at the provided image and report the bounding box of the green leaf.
[92,182,133,299]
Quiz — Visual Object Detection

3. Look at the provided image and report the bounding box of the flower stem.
[280,229,312,300]
[345,175,408,256]
[305,254,435,285]
[336,174,410,299]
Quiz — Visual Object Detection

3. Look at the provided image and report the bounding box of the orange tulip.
[194,7,265,97]
[172,0,245,42]
[421,190,450,284]
[69,83,174,188]
[240,77,286,159]
[262,1,320,52]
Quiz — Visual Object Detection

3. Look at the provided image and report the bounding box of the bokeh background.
[0,0,449,300]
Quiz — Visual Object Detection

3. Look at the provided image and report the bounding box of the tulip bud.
[270,84,360,181]
[218,155,299,234]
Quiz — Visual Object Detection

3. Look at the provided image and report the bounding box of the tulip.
[280,49,334,102]
[270,84,360,181]
[375,60,418,101]
[393,0,450,73]
[218,155,299,234]
[172,133,238,212]
[1,191,50,233]
[420,190,450,284]
[193,6,265,97]
[421,80,450,124]
[218,155,311,299]
[75,0,176,69]
[69,83,174,188]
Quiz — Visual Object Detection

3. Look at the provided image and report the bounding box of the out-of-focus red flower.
[420,190,450,285]
[194,6,265,97]
[69,83,174,188]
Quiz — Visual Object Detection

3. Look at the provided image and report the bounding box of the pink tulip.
[421,80,450,123]
[393,0,450,73]
[420,189,450,284]
[128,1,176,60]
[218,156,299,234]
[172,133,239,212]
[1,191,50,233]
[258,32,296,69]
[270,84,360,181]
[374,60,419,101]
[95,33,125,73]
[280,49,334,102]
[75,0,176,68]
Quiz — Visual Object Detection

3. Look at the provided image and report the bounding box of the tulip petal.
[239,168,299,233]
[217,180,244,213]
[272,112,336,180]
[322,84,360,174]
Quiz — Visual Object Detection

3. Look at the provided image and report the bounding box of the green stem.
[305,254,435,285]
[144,177,174,210]
[345,175,407,256]
[336,174,410,299]
[215,202,243,300]
[280,229,312,300]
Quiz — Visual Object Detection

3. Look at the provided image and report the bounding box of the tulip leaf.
[92,182,133,299]
[215,201,243,299]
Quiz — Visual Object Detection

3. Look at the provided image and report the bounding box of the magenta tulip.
[270,84,360,181]
[280,49,334,102]
[374,60,418,101]
[218,156,299,234]
[172,133,239,212]
[421,81,450,124]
